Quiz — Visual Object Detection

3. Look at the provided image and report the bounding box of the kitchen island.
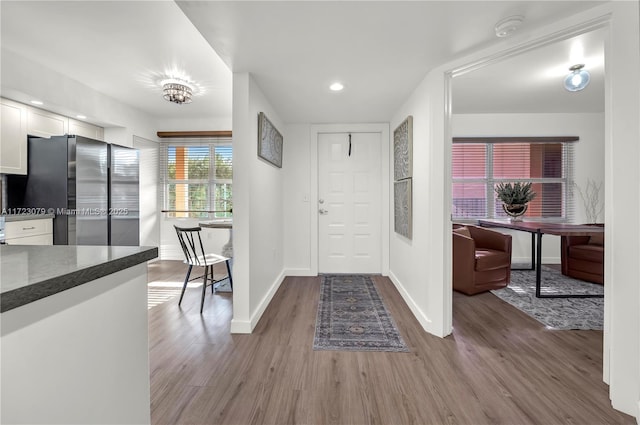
[1,244,157,425]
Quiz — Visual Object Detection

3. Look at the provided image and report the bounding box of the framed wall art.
[393,115,413,181]
[258,112,283,168]
[394,178,412,239]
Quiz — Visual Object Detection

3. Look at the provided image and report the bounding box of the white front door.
[318,132,381,273]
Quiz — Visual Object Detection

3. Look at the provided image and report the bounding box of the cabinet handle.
[22,226,36,230]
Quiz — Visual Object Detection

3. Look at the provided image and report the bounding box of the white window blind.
[452,137,576,221]
[160,139,232,219]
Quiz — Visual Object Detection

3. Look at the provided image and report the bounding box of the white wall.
[452,112,605,263]
[605,1,640,418]
[231,73,285,333]
[389,72,450,337]
[133,136,160,252]
[283,124,313,274]
[160,218,231,261]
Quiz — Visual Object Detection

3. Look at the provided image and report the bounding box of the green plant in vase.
[495,182,537,221]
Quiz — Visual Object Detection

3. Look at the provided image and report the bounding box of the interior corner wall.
[132,136,160,252]
[452,112,605,263]
[389,71,450,338]
[606,1,640,419]
[230,72,285,334]
[283,124,313,275]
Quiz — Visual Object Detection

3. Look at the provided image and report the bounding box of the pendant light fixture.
[563,64,590,92]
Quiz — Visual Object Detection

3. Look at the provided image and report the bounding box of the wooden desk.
[199,220,233,258]
[477,220,604,298]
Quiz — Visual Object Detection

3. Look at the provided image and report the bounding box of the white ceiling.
[1,1,606,127]
[452,27,605,114]
[0,1,233,122]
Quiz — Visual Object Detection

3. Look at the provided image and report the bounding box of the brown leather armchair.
[452,225,512,295]
[561,232,604,284]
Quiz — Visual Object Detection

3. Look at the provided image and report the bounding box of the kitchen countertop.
[2,213,55,222]
[0,245,158,312]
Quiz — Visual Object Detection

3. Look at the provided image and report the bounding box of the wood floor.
[147,260,633,425]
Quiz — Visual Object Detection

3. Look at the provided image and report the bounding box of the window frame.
[160,139,232,219]
[451,136,577,223]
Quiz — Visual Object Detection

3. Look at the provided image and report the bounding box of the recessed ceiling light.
[329,82,344,92]
[76,115,87,119]
[30,100,43,105]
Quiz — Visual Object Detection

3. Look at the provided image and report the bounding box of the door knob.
[319,208,328,215]
[318,199,324,204]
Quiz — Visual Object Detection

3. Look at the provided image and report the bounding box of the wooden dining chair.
[174,225,233,313]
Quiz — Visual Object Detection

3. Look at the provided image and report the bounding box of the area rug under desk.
[313,274,409,352]
[491,266,604,330]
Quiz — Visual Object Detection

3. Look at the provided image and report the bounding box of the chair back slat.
[174,225,208,266]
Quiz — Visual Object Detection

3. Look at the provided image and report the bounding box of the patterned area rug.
[313,274,409,352]
[491,266,604,330]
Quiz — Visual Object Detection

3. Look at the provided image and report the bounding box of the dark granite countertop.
[0,245,158,313]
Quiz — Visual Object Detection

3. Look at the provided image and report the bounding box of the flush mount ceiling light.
[329,82,344,91]
[563,64,590,92]
[161,78,193,104]
[494,15,524,38]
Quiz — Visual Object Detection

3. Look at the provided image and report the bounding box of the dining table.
[199,219,233,258]
[477,219,604,298]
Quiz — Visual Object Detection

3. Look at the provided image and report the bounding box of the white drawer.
[5,233,53,245]
[5,218,53,239]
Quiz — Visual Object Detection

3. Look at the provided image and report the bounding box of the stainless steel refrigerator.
[7,135,139,246]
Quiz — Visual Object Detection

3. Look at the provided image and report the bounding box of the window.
[161,140,232,219]
[452,137,576,221]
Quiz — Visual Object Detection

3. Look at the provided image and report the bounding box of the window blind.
[452,137,575,221]
[159,138,232,219]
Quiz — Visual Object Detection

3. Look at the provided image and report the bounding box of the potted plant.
[495,182,537,220]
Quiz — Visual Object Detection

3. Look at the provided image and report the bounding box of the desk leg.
[535,231,542,297]
[530,232,536,270]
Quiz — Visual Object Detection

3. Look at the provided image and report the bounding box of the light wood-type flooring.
[148,260,633,425]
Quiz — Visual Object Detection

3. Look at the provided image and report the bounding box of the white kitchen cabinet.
[5,218,53,245]
[0,98,28,175]
[69,118,104,140]
[27,108,68,138]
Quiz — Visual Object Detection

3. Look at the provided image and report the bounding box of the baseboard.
[283,268,315,277]
[249,270,286,331]
[229,319,252,334]
[387,270,435,335]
